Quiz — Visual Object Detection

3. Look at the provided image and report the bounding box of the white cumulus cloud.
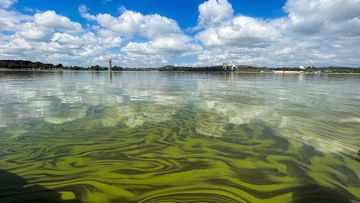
[197,16,279,48]
[0,0,16,8]
[122,34,200,56]
[198,0,233,27]
[34,11,83,32]
[79,5,181,39]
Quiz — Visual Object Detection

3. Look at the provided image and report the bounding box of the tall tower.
[108,58,112,72]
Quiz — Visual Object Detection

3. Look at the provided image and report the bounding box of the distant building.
[108,58,112,72]
[223,62,236,71]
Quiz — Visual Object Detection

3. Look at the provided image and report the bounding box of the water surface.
[0,72,359,202]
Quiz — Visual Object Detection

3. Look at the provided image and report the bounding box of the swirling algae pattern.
[0,72,359,203]
[0,103,359,203]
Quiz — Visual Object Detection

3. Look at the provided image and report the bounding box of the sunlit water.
[0,71,359,203]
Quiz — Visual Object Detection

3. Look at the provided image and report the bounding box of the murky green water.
[0,72,359,203]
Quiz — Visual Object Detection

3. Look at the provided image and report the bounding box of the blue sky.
[14,0,287,32]
[1,0,359,67]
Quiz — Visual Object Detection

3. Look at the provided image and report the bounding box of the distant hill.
[159,65,224,71]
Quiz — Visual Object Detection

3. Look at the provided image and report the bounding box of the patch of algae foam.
[195,101,277,138]
[59,191,76,200]
[44,107,87,124]
[198,100,274,125]
[100,103,179,128]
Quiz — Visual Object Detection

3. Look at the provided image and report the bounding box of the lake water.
[0,71,359,203]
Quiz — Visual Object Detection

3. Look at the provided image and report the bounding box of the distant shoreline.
[1,69,360,75]
[1,59,359,74]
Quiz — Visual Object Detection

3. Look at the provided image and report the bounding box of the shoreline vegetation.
[1,59,360,73]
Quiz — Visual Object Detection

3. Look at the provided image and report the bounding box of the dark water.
[0,71,359,202]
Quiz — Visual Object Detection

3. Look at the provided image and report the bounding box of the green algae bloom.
[0,72,359,203]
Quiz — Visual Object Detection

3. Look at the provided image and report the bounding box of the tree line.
[0,60,123,71]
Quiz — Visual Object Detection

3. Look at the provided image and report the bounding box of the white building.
[223,62,236,71]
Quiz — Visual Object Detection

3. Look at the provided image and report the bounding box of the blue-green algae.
[0,72,359,202]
